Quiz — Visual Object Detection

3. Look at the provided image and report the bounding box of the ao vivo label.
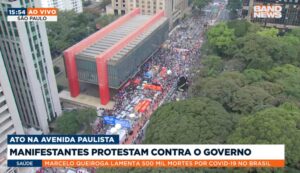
[7,8,57,22]
[253,5,282,19]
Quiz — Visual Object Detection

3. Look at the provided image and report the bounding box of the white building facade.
[0,51,24,173]
[41,0,83,13]
[63,0,83,13]
[40,0,64,10]
[0,0,62,134]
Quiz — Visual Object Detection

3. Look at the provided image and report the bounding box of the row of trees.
[143,20,300,173]
[205,20,300,70]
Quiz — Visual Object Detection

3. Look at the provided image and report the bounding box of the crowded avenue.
[92,0,227,145]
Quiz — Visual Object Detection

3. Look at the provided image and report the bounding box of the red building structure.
[64,9,168,105]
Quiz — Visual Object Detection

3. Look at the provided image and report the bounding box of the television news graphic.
[7,135,285,168]
[7,8,58,22]
[253,5,283,19]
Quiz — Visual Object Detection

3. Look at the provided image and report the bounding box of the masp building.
[64,9,169,105]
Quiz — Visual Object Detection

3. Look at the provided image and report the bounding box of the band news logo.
[7,8,57,22]
[253,5,283,19]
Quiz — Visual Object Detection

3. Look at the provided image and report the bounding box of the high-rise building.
[40,0,64,10]
[110,0,189,27]
[63,0,83,13]
[0,0,62,133]
[0,51,24,173]
[41,0,83,13]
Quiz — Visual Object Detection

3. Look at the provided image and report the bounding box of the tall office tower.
[0,0,62,134]
[0,51,24,173]
[41,0,83,13]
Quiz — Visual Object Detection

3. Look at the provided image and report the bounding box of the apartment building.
[63,0,83,13]
[0,51,24,173]
[110,0,189,27]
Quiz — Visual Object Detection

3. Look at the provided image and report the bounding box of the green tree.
[55,112,80,134]
[286,28,300,38]
[233,34,276,70]
[207,23,236,54]
[54,109,97,134]
[257,28,279,38]
[95,15,117,29]
[268,64,300,80]
[276,75,300,99]
[251,81,283,96]
[280,35,300,65]
[268,65,300,99]
[193,72,246,106]
[227,20,251,37]
[200,55,224,77]
[243,69,267,83]
[232,30,300,69]
[228,105,300,168]
[223,58,246,71]
[144,97,233,144]
[229,86,275,114]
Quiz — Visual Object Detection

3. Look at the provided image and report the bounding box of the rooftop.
[109,18,167,65]
[76,13,167,62]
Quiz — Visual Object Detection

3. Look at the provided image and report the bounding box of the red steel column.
[96,11,165,105]
[96,58,110,105]
[64,51,80,97]
[63,8,140,98]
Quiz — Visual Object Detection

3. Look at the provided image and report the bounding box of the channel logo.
[7,8,57,22]
[253,5,282,19]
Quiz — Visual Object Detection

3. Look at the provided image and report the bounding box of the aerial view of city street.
[0,0,300,172]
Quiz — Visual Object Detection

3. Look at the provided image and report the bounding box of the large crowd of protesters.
[93,2,225,144]
[38,2,225,173]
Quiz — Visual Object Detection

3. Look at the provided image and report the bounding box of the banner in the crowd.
[7,135,285,168]
[115,119,131,128]
[103,116,131,128]
[103,116,116,125]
